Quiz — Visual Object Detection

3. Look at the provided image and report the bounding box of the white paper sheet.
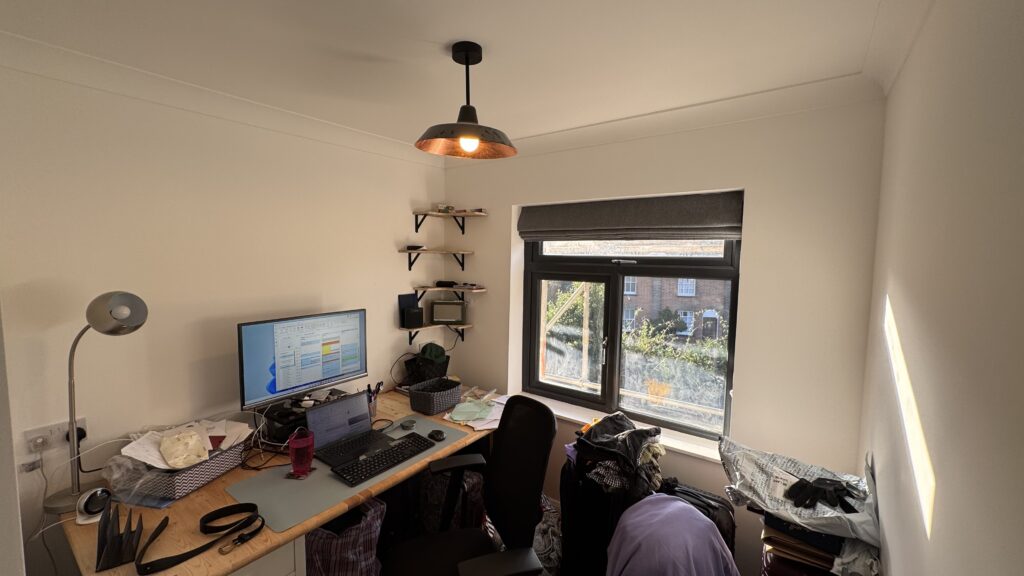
[221,420,252,449]
[120,430,173,469]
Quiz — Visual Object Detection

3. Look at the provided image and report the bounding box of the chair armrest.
[457,547,544,576]
[428,453,486,474]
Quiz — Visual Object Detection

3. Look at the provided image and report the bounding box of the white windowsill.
[521,392,722,463]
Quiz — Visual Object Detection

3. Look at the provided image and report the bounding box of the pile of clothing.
[560,412,739,576]
[573,412,666,502]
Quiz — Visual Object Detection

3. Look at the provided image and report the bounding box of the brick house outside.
[622,276,731,339]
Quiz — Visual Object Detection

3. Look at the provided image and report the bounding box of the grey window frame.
[522,240,741,439]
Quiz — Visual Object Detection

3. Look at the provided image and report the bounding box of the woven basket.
[409,378,461,415]
[117,442,245,501]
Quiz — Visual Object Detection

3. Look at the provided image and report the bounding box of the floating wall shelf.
[414,210,488,234]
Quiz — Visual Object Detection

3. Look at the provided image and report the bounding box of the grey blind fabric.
[517,190,743,241]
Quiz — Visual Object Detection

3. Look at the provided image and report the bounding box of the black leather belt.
[135,503,264,574]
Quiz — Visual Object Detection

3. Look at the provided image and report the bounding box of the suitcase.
[658,476,737,554]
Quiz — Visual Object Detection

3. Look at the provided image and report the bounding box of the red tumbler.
[288,428,315,478]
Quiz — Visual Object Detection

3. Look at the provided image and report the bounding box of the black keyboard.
[331,432,434,486]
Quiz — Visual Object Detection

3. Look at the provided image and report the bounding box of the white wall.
[444,79,885,575]
[0,304,27,574]
[858,1,1024,574]
[0,39,446,575]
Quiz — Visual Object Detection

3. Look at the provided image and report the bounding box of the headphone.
[76,487,112,525]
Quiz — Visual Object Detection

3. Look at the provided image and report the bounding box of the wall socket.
[24,417,88,453]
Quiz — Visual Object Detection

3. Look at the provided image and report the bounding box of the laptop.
[305,394,391,468]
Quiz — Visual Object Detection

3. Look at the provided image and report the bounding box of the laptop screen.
[305,393,371,449]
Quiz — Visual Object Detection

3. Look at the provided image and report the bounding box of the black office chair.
[381,395,557,576]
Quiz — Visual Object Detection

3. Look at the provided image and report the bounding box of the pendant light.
[415,41,516,159]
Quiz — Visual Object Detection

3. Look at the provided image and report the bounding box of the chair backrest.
[484,395,557,549]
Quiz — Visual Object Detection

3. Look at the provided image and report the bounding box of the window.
[623,304,637,331]
[623,276,637,295]
[676,310,694,336]
[519,191,743,438]
[523,239,740,439]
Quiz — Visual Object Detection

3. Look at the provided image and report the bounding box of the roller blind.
[517,190,743,241]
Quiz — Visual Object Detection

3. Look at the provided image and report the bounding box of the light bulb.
[459,137,480,153]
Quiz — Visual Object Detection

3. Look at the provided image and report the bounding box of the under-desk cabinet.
[229,536,306,576]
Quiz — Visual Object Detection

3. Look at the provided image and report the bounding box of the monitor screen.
[238,309,367,410]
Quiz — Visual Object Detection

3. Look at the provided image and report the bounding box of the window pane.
[624,276,637,295]
[543,239,725,258]
[538,280,605,396]
[619,276,731,434]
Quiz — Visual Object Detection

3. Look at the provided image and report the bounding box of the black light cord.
[372,419,394,432]
[389,352,416,386]
[465,63,471,106]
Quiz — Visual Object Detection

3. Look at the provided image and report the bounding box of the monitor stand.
[262,400,307,444]
[260,389,349,443]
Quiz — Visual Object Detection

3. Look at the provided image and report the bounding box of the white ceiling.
[0,1,885,143]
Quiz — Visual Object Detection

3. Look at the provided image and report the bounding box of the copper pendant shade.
[415,41,516,159]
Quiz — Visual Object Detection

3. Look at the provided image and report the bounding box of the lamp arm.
[67,324,91,496]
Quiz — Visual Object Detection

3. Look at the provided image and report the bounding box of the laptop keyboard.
[331,432,435,487]
[318,430,386,461]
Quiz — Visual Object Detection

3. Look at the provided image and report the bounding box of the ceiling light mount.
[415,40,516,160]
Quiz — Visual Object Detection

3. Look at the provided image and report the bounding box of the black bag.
[402,355,449,386]
[559,456,632,576]
[658,477,737,555]
[306,498,386,576]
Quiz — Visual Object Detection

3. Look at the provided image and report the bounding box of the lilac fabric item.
[606,493,740,576]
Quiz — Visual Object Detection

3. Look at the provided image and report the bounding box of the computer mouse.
[428,429,446,442]
[400,420,416,430]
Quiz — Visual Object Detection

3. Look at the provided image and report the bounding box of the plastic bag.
[718,437,879,546]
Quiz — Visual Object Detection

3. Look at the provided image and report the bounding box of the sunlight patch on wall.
[883,295,936,538]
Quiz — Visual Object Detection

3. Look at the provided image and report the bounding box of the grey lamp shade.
[85,291,148,335]
[415,122,517,159]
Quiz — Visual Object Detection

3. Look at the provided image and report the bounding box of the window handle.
[600,337,608,366]
[611,259,637,265]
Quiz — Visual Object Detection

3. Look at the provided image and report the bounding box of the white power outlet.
[24,417,88,453]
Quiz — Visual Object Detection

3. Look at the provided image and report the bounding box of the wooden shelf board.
[397,323,473,332]
[413,211,488,218]
[413,286,487,294]
[398,249,474,255]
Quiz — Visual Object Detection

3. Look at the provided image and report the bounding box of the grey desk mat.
[226,415,467,532]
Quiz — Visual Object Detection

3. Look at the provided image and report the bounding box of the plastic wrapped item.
[104,410,256,506]
[718,438,881,576]
[719,438,878,545]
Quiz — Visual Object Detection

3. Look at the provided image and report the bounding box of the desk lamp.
[43,291,148,514]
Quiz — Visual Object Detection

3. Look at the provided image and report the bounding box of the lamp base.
[43,481,103,515]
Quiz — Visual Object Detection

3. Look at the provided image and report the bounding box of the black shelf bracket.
[446,325,466,341]
[451,253,466,271]
[415,290,426,303]
[452,215,466,234]
[452,291,465,301]
[407,252,422,271]
[407,330,420,345]
[414,214,429,233]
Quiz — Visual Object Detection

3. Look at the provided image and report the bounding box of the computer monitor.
[238,309,367,410]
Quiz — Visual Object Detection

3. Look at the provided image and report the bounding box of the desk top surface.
[62,391,492,576]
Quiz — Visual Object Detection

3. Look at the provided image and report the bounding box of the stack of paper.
[120,419,252,470]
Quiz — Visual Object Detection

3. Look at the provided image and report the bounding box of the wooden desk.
[63,391,492,576]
